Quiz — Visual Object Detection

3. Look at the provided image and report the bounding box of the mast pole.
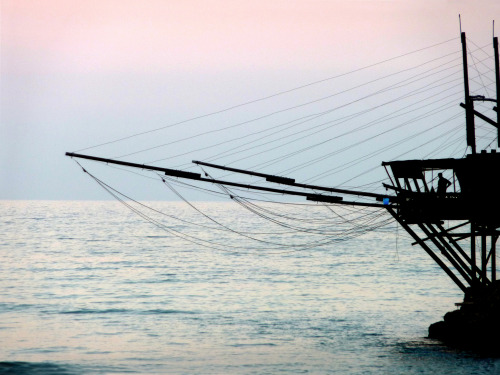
[494,35,500,147]
[461,32,476,154]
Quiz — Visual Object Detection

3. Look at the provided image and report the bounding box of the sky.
[1,0,499,200]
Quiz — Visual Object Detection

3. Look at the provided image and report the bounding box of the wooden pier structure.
[67,31,500,350]
[382,33,500,296]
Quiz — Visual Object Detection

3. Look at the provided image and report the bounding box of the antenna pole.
[494,35,500,147]
[461,32,476,154]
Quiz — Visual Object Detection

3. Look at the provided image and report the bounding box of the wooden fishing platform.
[66,31,500,351]
[382,32,500,296]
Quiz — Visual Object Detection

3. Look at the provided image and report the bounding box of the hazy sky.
[1,0,499,200]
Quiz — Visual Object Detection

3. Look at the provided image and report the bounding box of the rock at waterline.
[428,281,500,354]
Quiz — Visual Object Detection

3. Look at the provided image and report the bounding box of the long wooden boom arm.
[66,152,390,208]
[193,160,392,200]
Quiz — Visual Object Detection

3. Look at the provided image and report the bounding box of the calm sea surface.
[1,201,499,374]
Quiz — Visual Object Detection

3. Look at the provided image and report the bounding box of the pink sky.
[1,0,499,199]
[3,0,498,74]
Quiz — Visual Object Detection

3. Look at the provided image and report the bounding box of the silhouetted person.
[437,173,451,195]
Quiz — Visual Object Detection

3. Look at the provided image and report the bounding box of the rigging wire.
[73,159,394,254]
[245,97,462,182]
[119,49,464,161]
[135,54,467,165]
[208,73,467,175]
[200,168,393,237]
[76,42,492,171]
[74,37,458,154]
[66,35,500,261]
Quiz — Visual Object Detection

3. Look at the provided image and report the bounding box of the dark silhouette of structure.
[66,31,500,351]
[381,32,500,351]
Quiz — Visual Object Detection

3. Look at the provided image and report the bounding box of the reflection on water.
[1,201,499,374]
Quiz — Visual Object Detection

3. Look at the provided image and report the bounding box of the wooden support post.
[420,224,473,286]
[492,235,498,282]
[482,232,487,286]
[404,178,411,191]
[386,208,467,292]
[471,222,477,284]
[461,32,476,154]
[436,222,484,282]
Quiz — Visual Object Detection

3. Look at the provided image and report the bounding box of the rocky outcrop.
[428,281,500,354]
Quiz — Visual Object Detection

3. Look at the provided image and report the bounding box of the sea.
[1,200,499,374]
